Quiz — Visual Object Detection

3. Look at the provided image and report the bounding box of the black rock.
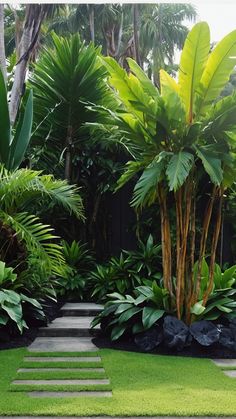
[135,326,163,352]
[190,320,220,346]
[163,316,190,351]
[218,325,236,351]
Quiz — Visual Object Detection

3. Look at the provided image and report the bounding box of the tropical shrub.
[56,240,95,299]
[91,281,170,340]
[93,262,236,352]
[0,288,45,334]
[89,235,162,301]
[0,166,84,278]
[92,22,236,324]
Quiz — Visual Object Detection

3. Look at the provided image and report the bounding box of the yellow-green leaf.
[178,22,210,122]
[198,29,236,116]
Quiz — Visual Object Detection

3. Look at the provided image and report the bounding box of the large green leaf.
[142,307,165,329]
[178,22,210,121]
[166,151,194,191]
[131,152,169,208]
[195,146,223,185]
[8,90,33,170]
[0,69,11,163]
[198,29,236,116]
[127,58,159,100]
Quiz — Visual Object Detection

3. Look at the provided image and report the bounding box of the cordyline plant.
[91,22,236,324]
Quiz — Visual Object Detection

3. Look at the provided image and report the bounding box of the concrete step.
[27,391,112,398]
[38,317,99,338]
[24,356,101,363]
[212,359,236,367]
[12,379,110,385]
[60,303,103,317]
[28,337,98,352]
[223,370,236,377]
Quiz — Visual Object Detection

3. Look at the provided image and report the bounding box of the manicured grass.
[15,371,107,380]
[21,361,103,368]
[1,347,236,415]
[10,384,112,392]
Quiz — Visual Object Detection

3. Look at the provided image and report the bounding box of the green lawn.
[1,347,236,416]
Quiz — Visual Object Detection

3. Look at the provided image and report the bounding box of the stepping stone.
[38,317,99,337]
[12,379,110,385]
[212,359,236,367]
[24,356,101,362]
[223,370,236,377]
[27,391,112,398]
[61,303,103,317]
[18,367,105,372]
[28,337,98,352]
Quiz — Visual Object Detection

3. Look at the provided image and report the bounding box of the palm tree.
[92,22,236,324]
[139,4,196,82]
[30,33,116,182]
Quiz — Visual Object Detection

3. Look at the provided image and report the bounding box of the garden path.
[11,303,112,398]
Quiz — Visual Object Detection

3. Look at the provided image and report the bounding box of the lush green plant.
[89,235,161,301]
[92,281,169,340]
[0,69,33,170]
[30,33,116,181]
[191,262,236,321]
[0,165,84,281]
[0,261,17,288]
[92,22,236,324]
[0,288,45,333]
[56,240,95,299]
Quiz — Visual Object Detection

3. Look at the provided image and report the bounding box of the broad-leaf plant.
[93,22,236,324]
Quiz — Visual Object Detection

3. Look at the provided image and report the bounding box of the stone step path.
[212,359,236,378]
[11,302,112,398]
[38,317,100,337]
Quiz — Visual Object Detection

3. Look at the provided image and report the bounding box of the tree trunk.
[133,4,141,66]
[158,184,173,297]
[0,4,7,84]
[9,5,46,125]
[88,5,95,43]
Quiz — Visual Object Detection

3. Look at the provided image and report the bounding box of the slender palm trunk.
[88,5,95,43]
[9,5,46,124]
[158,184,172,297]
[0,4,7,84]
[133,4,141,66]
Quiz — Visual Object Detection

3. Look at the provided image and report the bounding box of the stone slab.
[47,317,97,327]
[28,337,98,352]
[27,391,112,398]
[212,359,236,367]
[223,370,236,377]
[24,356,101,362]
[61,303,104,311]
[13,379,110,385]
[18,368,105,372]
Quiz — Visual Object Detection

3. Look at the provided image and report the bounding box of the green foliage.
[30,32,116,177]
[0,261,17,288]
[91,281,169,340]
[0,166,84,281]
[0,288,44,333]
[0,69,33,170]
[89,235,162,301]
[56,240,95,300]
[191,263,236,321]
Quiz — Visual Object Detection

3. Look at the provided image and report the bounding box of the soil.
[93,334,236,359]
